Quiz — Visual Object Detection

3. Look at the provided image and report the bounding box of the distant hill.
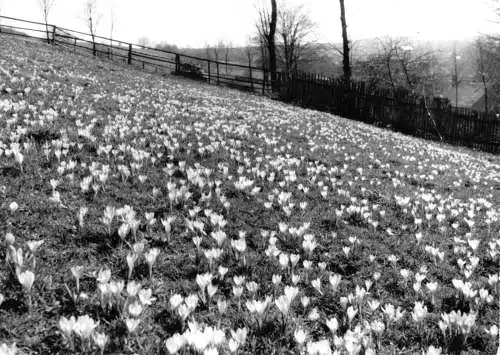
[169,37,482,74]
[161,36,498,110]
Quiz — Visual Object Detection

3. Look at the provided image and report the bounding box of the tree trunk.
[45,23,50,44]
[283,36,290,74]
[339,0,351,83]
[397,49,413,91]
[268,0,278,90]
[92,36,96,56]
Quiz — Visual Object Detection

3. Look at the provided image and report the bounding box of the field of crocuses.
[0,34,499,355]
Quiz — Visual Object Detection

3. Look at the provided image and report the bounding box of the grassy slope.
[0,35,499,354]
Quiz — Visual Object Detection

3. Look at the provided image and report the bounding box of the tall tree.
[339,0,351,83]
[39,0,56,44]
[256,0,278,90]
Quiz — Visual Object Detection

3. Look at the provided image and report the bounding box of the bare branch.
[278,4,316,72]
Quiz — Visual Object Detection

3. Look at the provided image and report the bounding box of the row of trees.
[37,0,108,50]
[32,0,500,112]
[254,0,350,88]
[252,0,499,112]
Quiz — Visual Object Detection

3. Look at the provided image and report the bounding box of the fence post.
[51,25,56,44]
[128,44,132,65]
[175,54,180,73]
[216,62,220,86]
[44,24,50,43]
[73,38,77,52]
[207,60,211,84]
[249,65,254,92]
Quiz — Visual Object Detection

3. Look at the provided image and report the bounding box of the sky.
[0,0,498,47]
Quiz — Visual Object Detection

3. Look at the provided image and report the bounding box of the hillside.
[0,34,499,354]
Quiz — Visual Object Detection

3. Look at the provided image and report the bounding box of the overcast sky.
[0,0,498,47]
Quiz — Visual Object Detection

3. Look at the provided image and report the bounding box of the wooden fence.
[275,71,500,154]
[0,15,498,153]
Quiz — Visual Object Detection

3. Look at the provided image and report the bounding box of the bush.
[174,63,206,82]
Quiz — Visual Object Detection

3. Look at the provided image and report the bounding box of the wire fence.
[0,15,498,153]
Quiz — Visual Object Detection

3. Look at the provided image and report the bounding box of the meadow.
[0,34,499,355]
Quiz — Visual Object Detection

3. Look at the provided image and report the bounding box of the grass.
[0,34,499,355]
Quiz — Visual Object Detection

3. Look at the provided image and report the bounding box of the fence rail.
[0,15,498,153]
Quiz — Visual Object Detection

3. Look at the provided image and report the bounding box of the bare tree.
[109,8,114,47]
[245,42,256,67]
[39,0,56,43]
[215,40,225,62]
[339,0,351,83]
[355,37,406,91]
[475,36,500,112]
[398,45,438,95]
[278,5,316,73]
[353,54,386,90]
[245,40,256,90]
[203,42,223,62]
[224,41,232,73]
[377,37,398,90]
[138,36,150,48]
[355,37,439,95]
[83,0,101,56]
[204,43,212,61]
[255,0,278,89]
